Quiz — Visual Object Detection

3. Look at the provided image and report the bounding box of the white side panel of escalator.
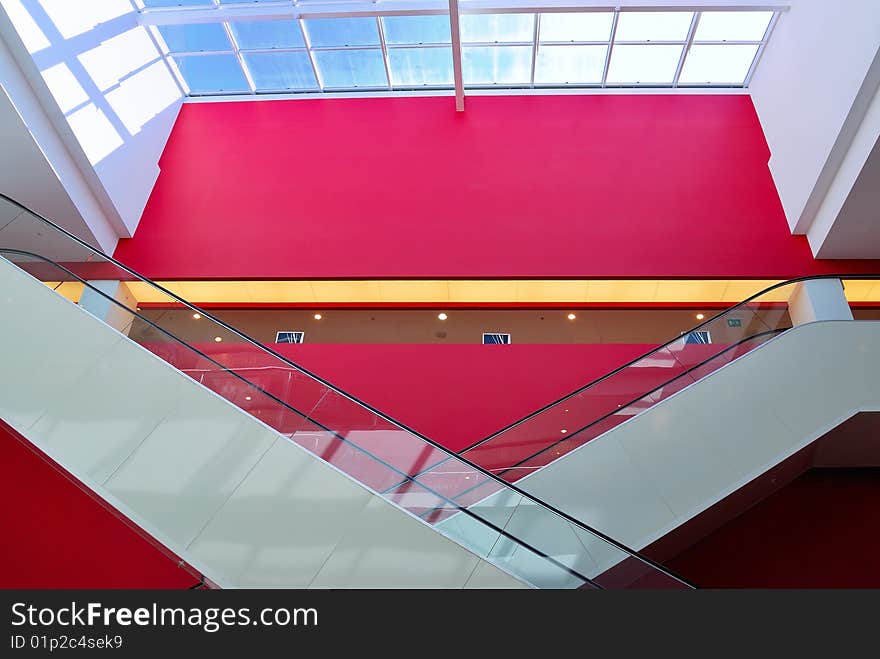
[186,437,374,588]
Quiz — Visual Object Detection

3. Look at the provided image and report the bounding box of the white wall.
[809,82,880,258]
[749,0,880,240]
[506,320,880,570]
[0,256,525,589]
[0,29,118,251]
[0,0,184,241]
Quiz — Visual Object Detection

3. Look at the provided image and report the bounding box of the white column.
[787,278,854,326]
[78,280,138,335]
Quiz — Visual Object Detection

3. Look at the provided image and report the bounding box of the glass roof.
[139,4,779,95]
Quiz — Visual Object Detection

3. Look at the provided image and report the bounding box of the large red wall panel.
[114,95,880,280]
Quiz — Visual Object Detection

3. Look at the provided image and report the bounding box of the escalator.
[411,274,880,570]
[0,193,691,589]
[402,274,876,526]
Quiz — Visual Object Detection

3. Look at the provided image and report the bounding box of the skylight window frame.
[139,4,786,97]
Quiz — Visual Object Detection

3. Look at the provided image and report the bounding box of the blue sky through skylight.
[147,6,777,95]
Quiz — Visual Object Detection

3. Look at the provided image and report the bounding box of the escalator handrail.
[458,274,880,455]
[0,195,696,588]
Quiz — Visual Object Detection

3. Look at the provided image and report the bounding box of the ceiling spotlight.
[567,313,577,320]
[437,312,448,321]
[214,336,222,342]
[560,429,568,434]
[245,396,252,401]
[696,313,705,320]
[313,313,322,320]
[193,313,201,319]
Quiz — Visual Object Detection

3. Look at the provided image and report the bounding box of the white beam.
[672,11,700,87]
[137,2,791,25]
[448,0,465,111]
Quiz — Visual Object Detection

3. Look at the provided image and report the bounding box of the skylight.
[137,4,780,96]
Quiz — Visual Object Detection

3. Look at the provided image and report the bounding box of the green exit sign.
[727,318,743,328]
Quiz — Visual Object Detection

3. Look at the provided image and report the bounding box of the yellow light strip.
[43,282,85,303]
[841,279,880,301]
[124,279,789,304]
[44,279,880,307]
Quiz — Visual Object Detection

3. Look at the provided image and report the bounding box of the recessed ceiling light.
[567,313,577,320]
[214,336,222,342]
[313,313,322,320]
[560,429,568,434]
[193,313,201,319]
[245,395,252,401]
[438,312,448,321]
[564,409,569,413]
[696,313,705,320]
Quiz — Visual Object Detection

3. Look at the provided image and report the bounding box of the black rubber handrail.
[0,194,694,588]
[457,274,879,455]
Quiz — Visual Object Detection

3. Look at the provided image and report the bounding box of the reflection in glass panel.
[679,44,759,84]
[539,12,614,42]
[173,54,249,93]
[244,52,318,90]
[314,49,387,88]
[304,18,380,47]
[460,14,534,43]
[695,11,773,41]
[231,20,305,50]
[463,46,532,85]
[157,23,231,53]
[389,48,453,86]
[218,0,283,3]
[606,44,683,84]
[382,15,451,44]
[614,12,693,41]
[534,45,607,84]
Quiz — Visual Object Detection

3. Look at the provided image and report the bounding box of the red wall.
[667,468,880,588]
[144,342,655,452]
[114,95,880,281]
[0,420,198,589]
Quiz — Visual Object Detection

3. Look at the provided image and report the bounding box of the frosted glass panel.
[463,46,532,85]
[461,15,534,43]
[695,12,773,41]
[615,12,693,41]
[535,45,607,84]
[382,16,451,44]
[606,45,683,84]
[539,13,614,42]
[173,54,249,93]
[231,21,305,50]
[244,52,318,90]
[314,49,387,88]
[389,48,454,86]
[679,44,759,84]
